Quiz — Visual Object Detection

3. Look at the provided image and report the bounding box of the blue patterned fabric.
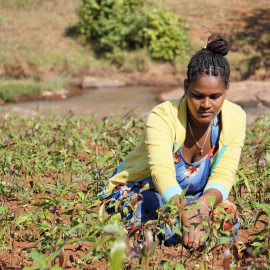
[174,114,219,202]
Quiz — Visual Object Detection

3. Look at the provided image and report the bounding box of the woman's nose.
[201,97,211,108]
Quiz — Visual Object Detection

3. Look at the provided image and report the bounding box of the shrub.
[143,6,188,61]
[76,0,189,62]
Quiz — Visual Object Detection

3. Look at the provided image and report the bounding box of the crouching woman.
[99,34,246,249]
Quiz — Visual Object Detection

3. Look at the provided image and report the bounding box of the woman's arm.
[204,106,246,200]
[145,101,184,203]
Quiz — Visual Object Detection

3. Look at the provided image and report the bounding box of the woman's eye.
[193,93,203,99]
[211,95,221,99]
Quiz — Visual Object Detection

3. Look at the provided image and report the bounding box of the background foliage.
[76,0,189,63]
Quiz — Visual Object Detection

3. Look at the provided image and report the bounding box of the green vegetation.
[0,77,67,102]
[77,0,189,63]
[1,0,270,101]
[0,0,57,8]
[0,111,269,269]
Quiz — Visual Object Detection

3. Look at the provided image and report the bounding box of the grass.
[0,0,107,72]
[0,110,269,269]
[0,76,67,102]
[0,0,270,100]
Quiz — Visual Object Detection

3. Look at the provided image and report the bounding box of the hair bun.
[206,34,230,56]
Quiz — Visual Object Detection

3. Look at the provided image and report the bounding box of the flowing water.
[0,86,160,119]
[0,86,267,124]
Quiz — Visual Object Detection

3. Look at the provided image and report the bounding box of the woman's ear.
[225,83,230,97]
[184,79,189,95]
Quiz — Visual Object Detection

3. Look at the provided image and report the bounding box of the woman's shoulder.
[221,100,246,141]
[222,99,246,120]
[150,96,185,117]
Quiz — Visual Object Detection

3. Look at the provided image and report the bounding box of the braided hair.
[187,34,230,86]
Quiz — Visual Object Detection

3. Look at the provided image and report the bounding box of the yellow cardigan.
[100,95,246,203]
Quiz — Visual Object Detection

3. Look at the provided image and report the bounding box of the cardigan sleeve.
[204,107,246,201]
[145,102,183,204]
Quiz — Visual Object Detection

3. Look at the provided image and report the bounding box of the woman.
[99,34,246,249]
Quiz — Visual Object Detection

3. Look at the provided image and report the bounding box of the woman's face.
[184,75,229,126]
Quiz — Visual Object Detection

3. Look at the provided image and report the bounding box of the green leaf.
[219,236,231,244]
[68,224,89,234]
[163,261,170,270]
[103,224,124,235]
[238,171,251,193]
[81,235,112,260]
[214,205,227,215]
[200,233,208,243]
[175,263,185,270]
[207,196,216,208]
[0,206,8,214]
[29,249,47,268]
[99,203,105,223]
[15,214,32,224]
[172,226,182,237]
[103,151,113,161]
[110,239,126,270]
[252,242,263,247]
[183,226,190,233]
[67,138,74,147]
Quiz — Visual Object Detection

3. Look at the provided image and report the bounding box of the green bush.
[144,6,188,61]
[76,0,189,62]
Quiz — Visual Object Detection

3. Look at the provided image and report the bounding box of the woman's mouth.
[198,111,212,117]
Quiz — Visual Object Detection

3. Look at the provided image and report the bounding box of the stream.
[0,86,267,124]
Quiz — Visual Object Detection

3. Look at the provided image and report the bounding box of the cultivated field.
[0,111,269,269]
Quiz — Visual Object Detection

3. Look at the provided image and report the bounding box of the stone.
[256,91,270,106]
[42,91,54,96]
[226,82,260,107]
[156,87,185,102]
[81,76,125,89]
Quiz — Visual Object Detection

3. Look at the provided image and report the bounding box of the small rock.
[42,91,54,96]
[82,76,125,89]
[226,82,260,107]
[256,91,270,106]
[157,88,184,102]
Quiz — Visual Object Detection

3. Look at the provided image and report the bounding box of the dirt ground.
[0,187,268,270]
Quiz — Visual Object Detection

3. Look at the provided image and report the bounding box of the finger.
[192,237,200,250]
[199,235,207,248]
[184,231,196,250]
[188,231,197,250]
[198,228,207,247]
[183,231,189,247]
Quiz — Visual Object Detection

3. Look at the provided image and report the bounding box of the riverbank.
[1,0,270,103]
[1,84,268,127]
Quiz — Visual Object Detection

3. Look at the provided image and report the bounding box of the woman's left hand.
[180,201,210,250]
